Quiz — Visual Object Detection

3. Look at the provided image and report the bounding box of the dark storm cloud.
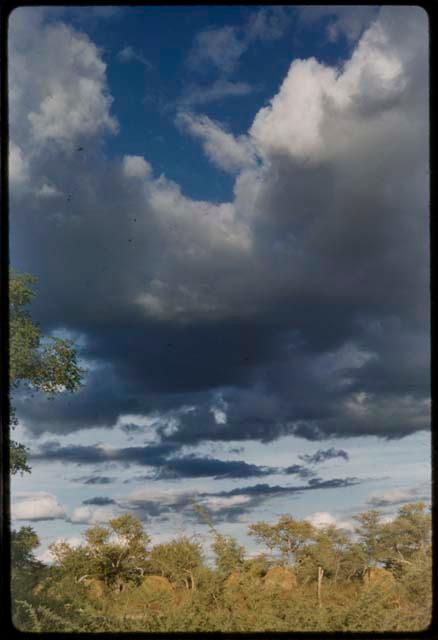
[30,441,315,480]
[10,7,430,447]
[73,475,116,485]
[30,442,179,466]
[284,464,316,478]
[157,455,277,479]
[216,477,362,497]
[299,448,349,465]
[82,496,116,506]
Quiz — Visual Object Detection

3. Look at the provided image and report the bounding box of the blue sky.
[9,5,430,562]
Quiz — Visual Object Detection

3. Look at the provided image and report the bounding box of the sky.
[8,5,430,563]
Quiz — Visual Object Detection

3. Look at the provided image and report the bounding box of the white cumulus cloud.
[306,511,354,532]
[12,492,67,521]
[9,8,118,158]
[122,155,152,179]
[176,111,257,174]
[9,142,29,186]
[69,505,119,524]
[367,487,429,507]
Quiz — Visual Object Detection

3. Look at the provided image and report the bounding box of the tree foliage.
[50,514,150,590]
[11,503,432,633]
[149,536,204,590]
[11,526,40,570]
[353,509,386,568]
[248,515,315,564]
[212,533,245,578]
[9,270,84,474]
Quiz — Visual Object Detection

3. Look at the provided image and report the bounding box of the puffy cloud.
[9,143,29,186]
[306,511,354,532]
[251,57,337,161]
[69,504,119,524]
[367,487,430,508]
[176,112,257,174]
[9,8,117,155]
[201,494,252,513]
[257,10,425,176]
[12,492,67,521]
[122,155,152,179]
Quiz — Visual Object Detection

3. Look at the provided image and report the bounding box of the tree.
[212,534,245,578]
[338,541,368,581]
[353,510,385,571]
[293,523,353,606]
[11,527,46,601]
[248,515,314,565]
[380,502,431,574]
[149,536,204,590]
[50,514,151,590]
[49,540,90,583]
[191,500,245,578]
[296,524,351,584]
[9,270,83,474]
[11,526,41,571]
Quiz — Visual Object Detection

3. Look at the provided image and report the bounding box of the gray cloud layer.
[30,442,314,480]
[10,7,430,453]
[121,476,364,523]
[299,448,349,464]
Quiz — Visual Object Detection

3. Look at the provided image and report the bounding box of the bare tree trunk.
[334,560,340,584]
[317,566,324,607]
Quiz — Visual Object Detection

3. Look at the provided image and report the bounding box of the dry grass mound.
[141,575,174,593]
[224,571,242,589]
[263,566,297,591]
[367,568,395,584]
[83,578,106,599]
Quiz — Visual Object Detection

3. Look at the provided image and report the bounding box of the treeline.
[11,501,431,632]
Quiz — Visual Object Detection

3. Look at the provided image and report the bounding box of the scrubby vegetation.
[11,502,431,632]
